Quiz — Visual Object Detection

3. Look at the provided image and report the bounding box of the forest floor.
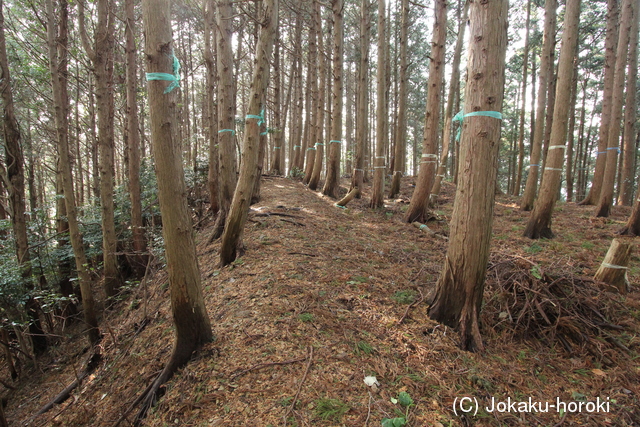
[5,176,640,427]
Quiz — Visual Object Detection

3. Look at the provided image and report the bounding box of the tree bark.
[348,0,371,200]
[210,0,238,241]
[50,0,100,346]
[125,0,147,277]
[322,0,344,198]
[139,0,213,417]
[520,0,557,210]
[270,30,283,175]
[204,0,219,214]
[565,47,580,202]
[616,0,639,206]
[290,14,304,173]
[52,0,77,320]
[79,0,120,297]
[309,1,326,191]
[404,0,447,223]
[389,0,410,198]
[219,0,279,266]
[514,0,531,196]
[428,0,508,352]
[523,0,581,239]
[370,0,387,208]
[0,0,48,355]
[595,0,634,217]
[594,238,631,293]
[579,0,619,205]
[619,190,640,235]
[431,0,469,199]
[303,6,319,186]
[345,64,354,175]
[251,118,267,204]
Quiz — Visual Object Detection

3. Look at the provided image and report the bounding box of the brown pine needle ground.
[6,176,640,426]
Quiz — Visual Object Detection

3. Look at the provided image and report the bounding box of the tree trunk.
[388,0,409,198]
[540,62,557,175]
[345,64,354,175]
[523,0,581,239]
[619,190,640,235]
[428,0,508,352]
[210,0,238,241]
[0,0,48,355]
[88,76,99,203]
[125,0,147,277]
[290,15,304,174]
[370,0,387,208]
[514,0,531,196]
[79,0,120,297]
[1,328,16,380]
[595,0,634,217]
[219,0,279,266]
[565,47,580,202]
[574,78,589,200]
[322,0,344,198]
[404,0,447,223]
[579,0,619,205]
[578,89,600,199]
[138,0,213,418]
[52,0,77,320]
[431,0,469,199]
[204,0,219,214]
[520,0,557,210]
[51,0,100,346]
[616,0,639,206]
[309,1,326,191]
[594,238,632,293]
[270,31,283,175]
[303,7,319,186]
[349,0,371,200]
[251,118,267,204]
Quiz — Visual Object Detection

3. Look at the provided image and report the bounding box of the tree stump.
[594,238,632,294]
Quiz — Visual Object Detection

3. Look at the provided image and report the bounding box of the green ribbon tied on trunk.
[246,108,266,127]
[452,110,503,141]
[146,54,181,94]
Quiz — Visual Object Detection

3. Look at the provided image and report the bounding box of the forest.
[0,0,638,425]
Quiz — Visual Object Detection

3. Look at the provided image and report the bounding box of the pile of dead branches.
[482,254,633,361]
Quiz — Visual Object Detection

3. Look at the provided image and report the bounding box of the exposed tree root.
[115,341,208,426]
[335,187,360,208]
[282,346,313,426]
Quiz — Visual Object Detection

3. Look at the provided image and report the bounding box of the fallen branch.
[286,252,317,257]
[283,346,314,426]
[230,355,307,381]
[364,392,373,426]
[251,211,303,219]
[484,253,628,357]
[0,379,15,390]
[411,222,448,240]
[397,288,426,325]
[32,351,101,417]
[279,218,305,226]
